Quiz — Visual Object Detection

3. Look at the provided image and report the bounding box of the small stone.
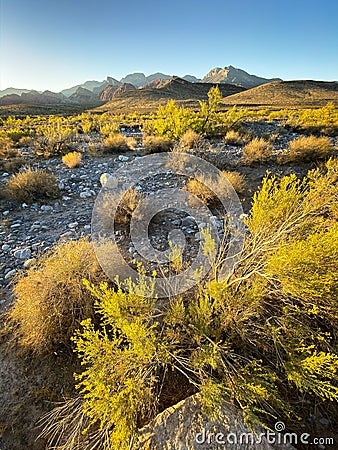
[68,222,78,229]
[10,223,21,228]
[62,196,71,201]
[1,244,10,251]
[84,225,91,231]
[118,155,129,162]
[21,203,28,208]
[5,269,16,279]
[41,205,53,212]
[80,191,92,198]
[100,173,114,187]
[2,172,9,177]
[198,222,207,229]
[14,248,31,260]
[58,181,65,190]
[3,210,9,215]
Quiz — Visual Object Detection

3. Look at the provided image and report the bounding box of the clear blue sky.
[1,0,337,92]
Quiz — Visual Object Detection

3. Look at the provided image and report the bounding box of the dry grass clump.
[0,134,18,159]
[6,168,59,203]
[179,129,204,149]
[222,170,246,194]
[187,178,217,206]
[115,187,143,226]
[143,135,174,154]
[10,238,107,354]
[242,137,273,164]
[103,133,129,153]
[223,130,244,146]
[278,135,333,164]
[62,151,82,168]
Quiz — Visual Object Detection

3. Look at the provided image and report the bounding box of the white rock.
[84,225,91,231]
[1,244,10,251]
[21,203,28,208]
[118,155,129,162]
[80,191,92,198]
[41,205,53,212]
[100,172,118,188]
[68,222,78,229]
[14,248,31,260]
[5,269,17,280]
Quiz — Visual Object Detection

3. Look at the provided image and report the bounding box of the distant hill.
[100,83,136,101]
[222,80,338,107]
[202,65,281,88]
[0,87,33,98]
[61,80,108,97]
[0,90,68,106]
[97,77,245,113]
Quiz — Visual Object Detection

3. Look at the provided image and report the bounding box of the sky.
[1,0,338,92]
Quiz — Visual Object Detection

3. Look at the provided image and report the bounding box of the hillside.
[97,77,246,113]
[222,80,338,107]
[202,65,281,88]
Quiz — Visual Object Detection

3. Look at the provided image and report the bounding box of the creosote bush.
[6,168,59,203]
[10,238,107,354]
[242,137,273,164]
[62,151,82,169]
[278,135,333,164]
[143,135,174,154]
[40,159,338,450]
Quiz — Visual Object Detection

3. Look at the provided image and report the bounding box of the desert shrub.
[10,238,107,354]
[143,135,174,154]
[179,129,204,149]
[221,170,246,194]
[40,160,338,449]
[6,168,59,203]
[18,135,33,147]
[101,187,143,228]
[62,151,82,169]
[223,130,243,146]
[126,136,138,149]
[34,124,75,157]
[187,178,216,206]
[278,135,333,164]
[242,137,273,164]
[0,134,18,159]
[103,133,129,153]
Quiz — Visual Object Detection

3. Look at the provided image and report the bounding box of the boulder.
[135,394,295,450]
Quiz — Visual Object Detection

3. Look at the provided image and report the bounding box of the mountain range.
[0,66,280,105]
[1,66,337,111]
